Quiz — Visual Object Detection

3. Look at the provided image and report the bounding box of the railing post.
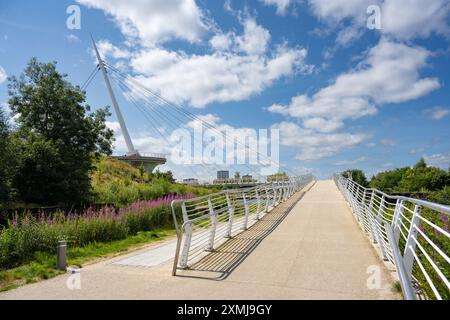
[255,189,261,220]
[179,203,192,269]
[179,222,192,268]
[225,193,234,238]
[359,189,367,224]
[272,184,277,206]
[392,199,404,244]
[403,205,422,279]
[376,195,389,260]
[265,187,270,212]
[206,197,217,251]
[368,192,378,244]
[242,192,249,230]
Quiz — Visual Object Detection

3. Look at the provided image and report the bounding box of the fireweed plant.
[0,194,192,269]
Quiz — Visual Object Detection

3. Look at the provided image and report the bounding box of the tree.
[0,109,13,203]
[342,169,368,187]
[234,171,241,179]
[151,170,175,183]
[369,168,408,192]
[268,172,289,182]
[396,159,449,192]
[7,58,114,204]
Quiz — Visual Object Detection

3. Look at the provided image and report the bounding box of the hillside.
[91,157,213,207]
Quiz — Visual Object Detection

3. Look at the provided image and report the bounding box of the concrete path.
[0,180,400,300]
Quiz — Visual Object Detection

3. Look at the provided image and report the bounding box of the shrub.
[0,194,191,269]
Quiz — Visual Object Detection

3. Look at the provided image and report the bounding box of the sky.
[0,0,449,181]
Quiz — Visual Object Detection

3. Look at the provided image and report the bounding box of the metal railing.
[334,174,450,300]
[171,174,314,275]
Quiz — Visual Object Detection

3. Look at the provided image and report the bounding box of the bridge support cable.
[103,63,305,179]
[80,65,100,91]
[108,71,256,181]
[106,65,287,181]
[334,174,450,300]
[170,174,314,276]
[110,74,213,181]
[106,64,268,180]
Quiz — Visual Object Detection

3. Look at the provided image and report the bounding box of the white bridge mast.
[91,36,138,157]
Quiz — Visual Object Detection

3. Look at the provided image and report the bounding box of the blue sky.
[0,0,449,181]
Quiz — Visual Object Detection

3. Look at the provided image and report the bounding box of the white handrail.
[334,174,450,300]
[171,174,314,275]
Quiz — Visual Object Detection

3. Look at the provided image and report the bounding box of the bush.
[0,194,189,269]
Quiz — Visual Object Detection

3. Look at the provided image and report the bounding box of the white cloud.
[209,33,234,51]
[235,18,271,56]
[0,65,7,84]
[424,106,450,120]
[273,121,366,161]
[268,40,439,133]
[77,0,207,46]
[260,0,296,15]
[95,40,131,60]
[334,156,368,166]
[380,139,396,147]
[66,34,80,43]
[381,0,450,40]
[106,121,169,155]
[85,8,312,109]
[209,18,271,56]
[307,0,450,44]
[131,44,310,108]
[424,152,450,170]
[410,147,425,154]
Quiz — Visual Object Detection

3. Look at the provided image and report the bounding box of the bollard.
[57,240,67,270]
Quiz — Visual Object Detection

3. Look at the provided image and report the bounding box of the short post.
[57,241,67,271]
[403,205,422,279]
[206,197,217,251]
[225,193,234,238]
[242,193,249,230]
[255,189,261,220]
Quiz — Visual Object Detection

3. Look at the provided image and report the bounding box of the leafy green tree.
[369,168,408,192]
[268,172,289,182]
[151,170,175,183]
[7,58,114,204]
[396,160,449,192]
[342,169,368,187]
[429,186,450,205]
[0,109,13,203]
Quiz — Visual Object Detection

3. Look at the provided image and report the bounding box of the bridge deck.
[0,180,400,299]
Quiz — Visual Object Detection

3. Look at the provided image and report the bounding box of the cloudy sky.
[0,0,449,180]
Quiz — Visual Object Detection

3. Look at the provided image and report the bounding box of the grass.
[0,229,175,292]
[91,157,215,207]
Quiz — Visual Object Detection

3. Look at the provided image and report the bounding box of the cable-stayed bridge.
[3,40,446,300]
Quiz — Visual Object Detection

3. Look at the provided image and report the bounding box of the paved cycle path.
[0,180,400,300]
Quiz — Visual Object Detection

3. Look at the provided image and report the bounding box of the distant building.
[183,178,199,185]
[242,174,253,181]
[217,170,229,180]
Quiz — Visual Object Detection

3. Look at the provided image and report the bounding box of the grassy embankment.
[0,157,214,292]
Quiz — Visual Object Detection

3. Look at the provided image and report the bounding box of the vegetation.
[267,172,289,182]
[0,194,189,270]
[1,58,113,206]
[91,157,213,207]
[344,159,450,204]
[342,169,369,187]
[0,229,174,292]
[0,59,219,292]
[343,159,450,299]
